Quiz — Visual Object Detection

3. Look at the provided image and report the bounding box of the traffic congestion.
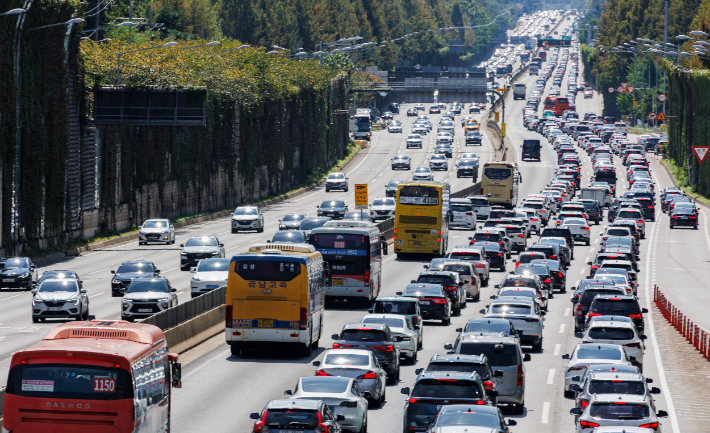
[0,8,704,433]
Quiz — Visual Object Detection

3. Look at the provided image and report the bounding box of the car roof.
[459,334,520,344]
[593,294,637,301]
[362,314,408,322]
[119,260,154,266]
[589,393,649,404]
[414,371,482,382]
[374,296,418,302]
[589,370,644,381]
[322,348,374,357]
[342,322,388,331]
[266,399,323,410]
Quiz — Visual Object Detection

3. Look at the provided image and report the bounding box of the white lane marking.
[0,293,24,303]
[177,290,186,295]
[559,324,566,333]
[347,133,381,175]
[183,349,231,380]
[163,266,179,273]
[541,401,550,424]
[89,267,110,275]
[589,247,594,252]
[579,268,584,274]
[644,206,680,433]
[226,245,241,251]
[584,256,589,263]
[547,369,555,385]
[89,292,105,298]
[133,256,144,260]
[564,307,570,316]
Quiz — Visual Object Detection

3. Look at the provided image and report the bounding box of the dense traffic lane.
[0,104,496,388]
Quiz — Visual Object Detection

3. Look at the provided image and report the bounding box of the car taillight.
[544,278,551,283]
[690,216,698,219]
[510,189,514,198]
[580,420,600,428]
[333,344,354,349]
[625,342,642,349]
[432,298,447,304]
[518,234,525,238]
[628,314,642,318]
[647,205,653,208]
[483,380,494,390]
[412,316,419,326]
[444,286,456,292]
[225,305,233,328]
[639,422,659,429]
[356,371,378,380]
[588,312,601,317]
[517,363,524,386]
[300,307,308,330]
[466,212,473,216]
[316,370,332,376]
[374,345,394,352]
[672,216,678,219]
[557,272,564,278]
[317,411,330,433]
[580,399,589,407]
[583,227,589,230]
[636,220,644,224]
[531,218,538,221]
[474,264,485,268]
[408,398,418,404]
[550,255,557,259]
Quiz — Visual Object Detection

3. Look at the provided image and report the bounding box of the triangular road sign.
[627,86,635,93]
[656,111,666,121]
[692,146,710,164]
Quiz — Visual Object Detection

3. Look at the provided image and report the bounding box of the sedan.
[407,108,418,116]
[412,167,434,181]
[278,213,307,230]
[428,404,516,433]
[429,154,448,171]
[271,230,308,243]
[313,349,387,407]
[317,200,348,219]
[406,134,423,149]
[435,144,453,158]
[484,298,544,352]
[562,343,633,397]
[362,314,419,363]
[385,179,405,197]
[369,197,396,221]
[0,257,38,290]
[465,131,482,145]
[31,278,89,322]
[388,122,403,133]
[179,236,225,271]
[562,217,591,245]
[190,257,230,298]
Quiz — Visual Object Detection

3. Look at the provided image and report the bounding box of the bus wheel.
[230,344,240,356]
[311,338,319,350]
[301,342,313,357]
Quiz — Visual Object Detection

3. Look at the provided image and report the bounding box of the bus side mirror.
[382,240,388,255]
[171,360,182,388]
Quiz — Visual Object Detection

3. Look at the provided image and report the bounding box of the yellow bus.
[464,121,480,134]
[394,181,450,257]
[225,243,331,357]
[480,162,520,209]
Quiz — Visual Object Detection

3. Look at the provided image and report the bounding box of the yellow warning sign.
[656,111,666,121]
[355,184,368,209]
[496,88,508,92]
[501,122,506,137]
[494,112,500,121]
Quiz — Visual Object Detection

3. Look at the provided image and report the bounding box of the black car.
[317,200,348,219]
[530,259,566,293]
[0,257,38,290]
[110,261,160,296]
[586,294,647,333]
[400,371,493,433]
[414,272,465,316]
[385,179,405,197]
[578,199,602,224]
[540,226,574,249]
[429,106,441,114]
[435,144,453,158]
[381,111,393,120]
[670,207,698,229]
[331,323,401,384]
[635,197,656,220]
[514,263,552,296]
[299,217,331,241]
[571,283,627,331]
[522,139,541,161]
[271,230,308,243]
[278,213,307,230]
[391,155,411,170]
[399,283,452,325]
[465,131,482,145]
[390,103,400,114]
[419,353,504,405]
[407,108,418,116]
[471,241,505,271]
[456,160,478,179]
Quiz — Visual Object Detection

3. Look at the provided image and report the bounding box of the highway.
[2,13,710,433]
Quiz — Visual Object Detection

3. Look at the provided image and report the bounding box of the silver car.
[284,376,368,433]
[571,393,667,432]
[361,314,419,363]
[179,236,225,271]
[31,278,89,322]
[190,258,230,298]
[562,343,633,396]
[325,172,349,192]
[441,261,481,301]
[231,206,264,233]
[484,297,544,352]
[406,134,423,148]
[429,154,448,171]
[121,277,178,322]
[447,246,490,287]
[412,167,434,181]
[312,349,387,407]
[572,370,661,412]
[369,197,396,221]
[581,316,645,368]
[138,219,175,245]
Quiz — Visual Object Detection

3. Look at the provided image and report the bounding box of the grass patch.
[629,126,653,135]
[661,158,710,207]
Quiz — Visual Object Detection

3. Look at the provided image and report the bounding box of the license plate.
[413,241,422,246]
[2,279,13,282]
[138,309,152,313]
[419,301,431,305]
[332,278,344,285]
[206,285,219,289]
[277,430,301,433]
[48,307,62,311]
[258,319,274,328]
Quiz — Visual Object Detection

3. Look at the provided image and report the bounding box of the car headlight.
[112,279,121,284]
[162,230,169,234]
[181,252,187,255]
[192,277,201,281]
[157,298,169,302]
[67,299,80,305]
[19,273,30,278]
[33,298,43,305]
[122,302,130,308]
[211,251,220,255]
[139,231,145,235]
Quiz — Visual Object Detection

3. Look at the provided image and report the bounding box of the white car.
[562,343,633,396]
[231,206,264,233]
[582,316,645,368]
[388,122,403,133]
[361,314,419,363]
[459,153,480,164]
[449,198,477,229]
[138,219,175,245]
[369,197,396,221]
[190,258,230,298]
[313,349,387,406]
[284,376,369,433]
[429,154,449,171]
[468,196,491,220]
[325,172,349,192]
[406,134,423,148]
[561,217,591,245]
[412,167,434,181]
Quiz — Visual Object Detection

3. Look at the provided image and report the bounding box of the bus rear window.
[313,234,366,249]
[6,364,133,400]
[484,168,512,179]
[235,260,302,281]
[398,186,440,205]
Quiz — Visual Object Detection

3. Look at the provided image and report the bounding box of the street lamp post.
[116,42,178,85]
[182,40,220,50]
[207,44,249,55]
[0,8,25,16]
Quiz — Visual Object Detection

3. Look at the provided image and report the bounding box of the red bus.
[553,97,570,116]
[543,96,557,112]
[3,320,182,433]
[538,51,547,61]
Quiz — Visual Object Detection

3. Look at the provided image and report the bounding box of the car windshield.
[588,327,635,340]
[323,353,370,366]
[498,289,536,299]
[197,259,230,272]
[328,173,345,180]
[300,219,328,230]
[116,263,152,273]
[126,280,169,293]
[373,301,417,314]
[38,280,78,293]
[490,304,532,315]
[576,347,623,360]
[588,380,646,395]
[464,321,511,334]
[372,199,395,206]
[234,208,258,216]
[387,180,404,187]
[415,167,431,173]
[363,317,405,329]
[271,232,305,243]
[340,329,387,342]
[185,237,218,247]
[431,155,446,160]
[264,409,318,427]
[589,403,650,420]
[458,343,518,366]
[411,379,481,399]
[426,363,489,378]
[402,287,443,297]
[282,214,304,222]
[2,258,28,269]
[300,377,350,393]
[321,201,345,208]
[39,271,75,282]
[408,135,421,140]
[142,220,168,228]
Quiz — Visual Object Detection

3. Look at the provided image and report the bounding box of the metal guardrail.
[452,182,482,198]
[140,286,226,331]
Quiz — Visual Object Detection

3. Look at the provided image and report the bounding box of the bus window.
[7,364,133,400]
[483,168,512,179]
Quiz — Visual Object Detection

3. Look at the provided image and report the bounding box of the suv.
[571,393,667,432]
[449,198,477,229]
[441,261,480,301]
[179,236,225,271]
[325,172,349,192]
[446,246,490,286]
[572,370,661,411]
[578,199,602,224]
[110,261,160,296]
[369,297,423,347]
[138,219,175,245]
[587,294,647,333]
[399,283,452,325]
[31,278,89,322]
[470,230,511,258]
[468,195,492,220]
[419,353,504,404]
[400,371,493,433]
[231,206,264,233]
[447,335,529,414]
[331,323,401,384]
[121,277,178,321]
[485,297,545,351]
[250,399,343,433]
[414,271,466,315]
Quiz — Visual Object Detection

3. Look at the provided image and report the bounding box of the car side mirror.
[180,244,184,248]
[507,419,517,426]
[657,410,668,418]
[569,384,581,392]
[569,408,582,416]
[190,268,196,273]
[401,387,411,395]
[155,269,161,274]
[650,387,661,395]
[415,368,424,375]
[494,370,504,378]
[396,291,403,295]
[455,328,463,333]
[80,288,87,294]
[458,282,464,287]
[523,353,532,362]
[249,413,260,420]
[31,289,38,294]
[331,334,339,340]
[494,284,500,289]
[219,243,224,247]
[562,354,570,359]
[444,344,453,350]
[640,334,647,340]
[641,308,648,314]
[284,390,293,395]
[111,270,115,274]
[411,280,416,283]
[170,288,177,292]
[645,378,654,383]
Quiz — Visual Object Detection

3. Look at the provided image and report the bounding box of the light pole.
[12,16,84,245]
[0,8,25,16]
[116,41,178,85]
[207,44,249,55]
[182,40,220,50]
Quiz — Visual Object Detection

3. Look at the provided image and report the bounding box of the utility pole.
[663,0,669,117]
[95,0,99,41]
[128,0,132,43]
